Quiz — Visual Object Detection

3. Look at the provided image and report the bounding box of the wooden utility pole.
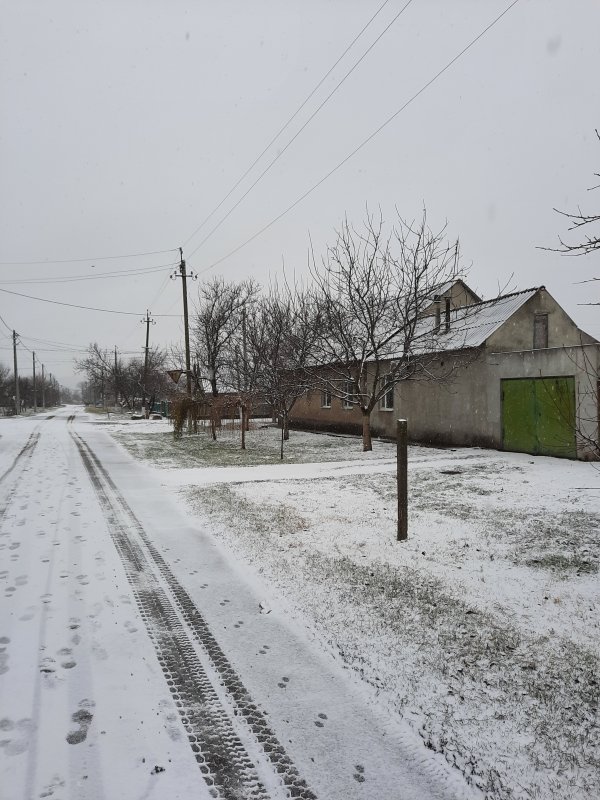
[141,311,155,416]
[41,363,46,409]
[397,418,408,541]
[242,306,248,391]
[114,346,118,408]
[171,247,197,430]
[12,330,19,414]
[32,352,37,413]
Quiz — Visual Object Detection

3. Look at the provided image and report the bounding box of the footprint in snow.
[277,676,290,689]
[0,643,9,675]
[0,717,34,755]
[314,713,328,728]
[353,764,366,783]
[39,773,66,797]
[66,701,95,745]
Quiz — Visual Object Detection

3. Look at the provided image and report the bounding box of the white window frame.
[379,377,394,411]
[321,389,332,408]
[342,380,354,409]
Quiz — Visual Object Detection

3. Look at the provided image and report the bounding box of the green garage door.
[502,377,577,459]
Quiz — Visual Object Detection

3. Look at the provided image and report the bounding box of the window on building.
[342,380,354,409]
[533,313,548,349]
[321,389,331,408]
[379,377,394,410]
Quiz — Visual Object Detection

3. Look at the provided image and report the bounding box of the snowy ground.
[1,407,479,800]
[107,413,600,800]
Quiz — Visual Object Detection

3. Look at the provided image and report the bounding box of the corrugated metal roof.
[398,287,540,356]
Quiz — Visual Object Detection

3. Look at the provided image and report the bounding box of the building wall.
[486,288,586,351]
[379,345,598,459]
[291,344,599,460]
[292,385,363,435]
[421,279,481,317]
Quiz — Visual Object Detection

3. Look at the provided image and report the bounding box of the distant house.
[290,284,599,460]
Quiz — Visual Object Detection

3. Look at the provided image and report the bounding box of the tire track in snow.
[0,429,40,486]
[71,430,316,800]
[0,430,40,528]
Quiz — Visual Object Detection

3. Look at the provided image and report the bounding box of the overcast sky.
[1,0,598,387]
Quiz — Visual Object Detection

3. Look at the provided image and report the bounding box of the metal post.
[397,418,408,541]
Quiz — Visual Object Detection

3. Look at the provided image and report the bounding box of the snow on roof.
[405,287,541,355]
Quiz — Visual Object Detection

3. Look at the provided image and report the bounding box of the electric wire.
[0,261,178,285]
[0,247,178,266]
[187,0,416,260]
[0,287,182,317]
[0,313,12,334]
[195,0,522,276]
[182,0,393,250]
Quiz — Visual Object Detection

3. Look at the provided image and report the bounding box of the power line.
[22,333,95,349]
[187,0,415,260]
[195,0,522,276]
[0,247,178,266]
[0,312,12,334]
[182,0,393,251]
[0,287,182,317]
[0,261,177,286]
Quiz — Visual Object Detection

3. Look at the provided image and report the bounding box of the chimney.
[434,296,441,332]
[445,297,451,333]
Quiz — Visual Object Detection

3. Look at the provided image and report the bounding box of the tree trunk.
[283,411,289,441]
[241,404,246,450]
[361,410,372,452]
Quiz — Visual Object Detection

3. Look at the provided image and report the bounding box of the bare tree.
[549,130,600,260]
[74,344,113,407]
[75,343,168,412]
[310,208,461,451]
[193,276,259,397]
[0,363,11,408]
[247,284,320,458]
[544,131,600,457]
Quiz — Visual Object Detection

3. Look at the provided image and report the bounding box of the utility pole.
[12,330,19,415]
[242,306,248,391]
[171,247,197,430]
[41,364,46,409]
[32,352,37,413]
[114,346,119,408]
[141,310,155,417]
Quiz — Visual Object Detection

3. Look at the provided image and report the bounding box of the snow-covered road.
[0,408,477,800]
